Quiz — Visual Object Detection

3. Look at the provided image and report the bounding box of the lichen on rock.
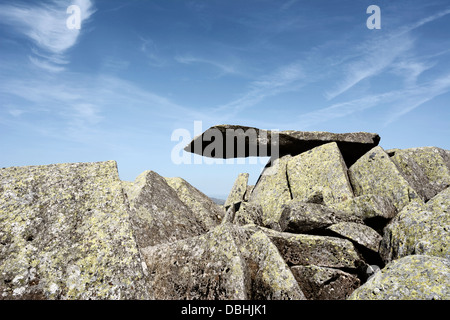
[287,142,354,206]
[0,161,149,300]
[348,255,450,300]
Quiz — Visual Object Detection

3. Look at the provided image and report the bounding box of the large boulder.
[388,147,450,201]
[279,200,362,233]
[380,187,450,263]
[164,177,224,230]
[327,222,382,253]
[328,194,397,223]
[122,171,207,248]
[224,173,249,210]
[348,146,420,212]
[140,223,305,300]
[0,161,149,300]
[287,142,354,206]
[248,155,292,228]
[348,255,450,300]
[184,125,380,166]
[259,228,363,269]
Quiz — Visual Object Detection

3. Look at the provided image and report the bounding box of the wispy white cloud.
[294,73,450,129]
[212,61,305,119]
[325,8,450,100]
[0,0,95,72]
[140,37,166,67]
[174,54,242,77]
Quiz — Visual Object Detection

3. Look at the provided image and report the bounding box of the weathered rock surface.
[234,202,264,226]
[248,155,292,228]
[224,173,249,210]
[348,255,450,300]
[164,176,224,230]
[287,142,354,206]
[388,147,450,201]
[279,200,362,233]
[329,194,396,222]
[327,222,382,253]
[0,161,149,300]
[123,171,207,248]
[348,146,420,212]
[291,265,360,300]
[184,125,380,166]
[380,187,450,263]
[260,228,363,269]
[141,223,305,300]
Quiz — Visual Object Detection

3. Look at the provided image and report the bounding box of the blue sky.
[1,0,449,199]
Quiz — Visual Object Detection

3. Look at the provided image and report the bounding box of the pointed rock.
[291,265,360,300]
[380,187,450,263]
[388,147,450,201]
[224,173,249,210]
[348,146,420,212]
[279,200,362,233]
[0,161,149,300]
[164,177,224,230]
[123,170,207,248]
[327,222,382,253]
[348,255,450,300]
[287,142,354,206]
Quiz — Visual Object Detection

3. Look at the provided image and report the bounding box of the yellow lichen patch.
[164,176,223,230]
[248,155,292,227]
[348,255,450,300]
[287,142,354,206]
[349,146,420,212]
[0,161,149,300]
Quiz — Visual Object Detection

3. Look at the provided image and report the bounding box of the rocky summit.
[1,127,449,300]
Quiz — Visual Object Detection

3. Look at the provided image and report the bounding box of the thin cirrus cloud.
[325,8,450,101]
[0,0,95,72]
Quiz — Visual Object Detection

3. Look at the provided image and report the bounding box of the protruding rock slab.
[224,173,249,209]
[123,171,206,248]
[380,187,450,263]
[389,147,450,201]
[0,161,149,300]
[164,177,224,230]
[287,142,354,206]
[329,194,396,222]
[348,255,450,300]
[327,222,382,253]
[184,124,380,166]
[248,155,292,228]
[279,200,362,233]
[141,223,305,300]
[260,228,363,269]
[291,265,360,300]
[348,146,420,212]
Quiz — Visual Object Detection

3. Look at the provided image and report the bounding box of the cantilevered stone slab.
[184,124,380,166]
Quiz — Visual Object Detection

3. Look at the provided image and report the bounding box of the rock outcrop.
[1,125,449,300]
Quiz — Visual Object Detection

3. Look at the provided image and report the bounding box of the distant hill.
[209,197,225,206]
